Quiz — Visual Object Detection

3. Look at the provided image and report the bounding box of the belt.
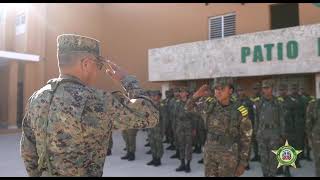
[206,132,238,146]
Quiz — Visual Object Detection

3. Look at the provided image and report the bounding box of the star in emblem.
[272,140,302,168]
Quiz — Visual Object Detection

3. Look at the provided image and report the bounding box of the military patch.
[250,97,260,102]
[237,105,248,117]
[205,97,214,102]
[309,99,316,104]
[277,97,284,102]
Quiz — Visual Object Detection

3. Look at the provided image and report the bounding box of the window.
[0,8,6,24]
[209,13,236,40]
[16,13,26,35]
[270,3,299,30]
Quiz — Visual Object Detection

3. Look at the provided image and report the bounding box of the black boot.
[123,147,127,151]
[147,157,155,166]
[145,142,150,147]
[284,167,291,177]
[153,158,162,167]
[107,149,112,156]
[121,152,129,160]
[163,137,170,144]
[198,158,203,164]
[170,150,179,159]
[166,144,176,150]
[128,152,135,161]
[296,159,301,168]
[193,145,202,154]
[306,146,312,161]
[251,155,260,162]
[245,164,250,170]
[276,167,284,175]
[146,149,152,154]
[176,159,186,172]
[185,160,191,173]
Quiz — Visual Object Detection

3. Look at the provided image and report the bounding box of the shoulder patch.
[309,99,316,104]
[205,97,213,102]
[277,97,284,102]
[237,105,248,117]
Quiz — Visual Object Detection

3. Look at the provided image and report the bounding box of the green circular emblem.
[313,3,320,7]
[272,140,302,168]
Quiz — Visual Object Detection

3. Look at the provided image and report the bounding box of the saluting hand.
[193,84,209,99]
[105,60,128,82]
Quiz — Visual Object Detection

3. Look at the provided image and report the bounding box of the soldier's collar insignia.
[272,140,302,168]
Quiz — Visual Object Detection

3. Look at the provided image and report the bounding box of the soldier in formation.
[186,77,252,177]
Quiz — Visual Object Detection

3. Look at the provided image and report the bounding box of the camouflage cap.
[213,77,233,88]
[57,34,103,59]
[252,82,262,89]
[179,86,189,93]
[149,90,161,97]
[261,79,274,88]
[278,83,288,90]
[173,87,180,93]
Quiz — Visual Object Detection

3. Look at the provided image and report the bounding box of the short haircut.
[58,52,94,68]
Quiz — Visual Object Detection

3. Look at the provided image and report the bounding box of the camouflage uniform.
[121,129,139,160]
[20,34,159,177]
[107,132,113,155]
[175,87,193,172]
[306,98,320,176]
[166,88,180,151]
[169,89,181,157]
[250,82,262,161]
[301,91,314,160]
[176,98,193,162]
[162,90,173,143]
[146,90,165,166]
[236,85,254,168]
[254,80,286,177]
[186,77,252,177]
[288,84,306,165]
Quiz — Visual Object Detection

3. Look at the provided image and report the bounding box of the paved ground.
[0,130,316,177]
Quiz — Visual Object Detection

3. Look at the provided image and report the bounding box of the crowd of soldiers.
[107,78,319,177]
[20,34,320,177]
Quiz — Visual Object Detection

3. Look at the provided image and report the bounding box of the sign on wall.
[148,23,320,82]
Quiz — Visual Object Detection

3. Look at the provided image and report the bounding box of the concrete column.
[315,73,320,99]
[7,61,18,129]
[161,82,170,99]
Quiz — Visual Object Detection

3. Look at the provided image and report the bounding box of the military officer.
[20,34,159,177]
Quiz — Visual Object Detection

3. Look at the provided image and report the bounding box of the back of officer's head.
[57,34,104,86]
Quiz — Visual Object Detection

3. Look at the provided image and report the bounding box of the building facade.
[0,3,319,129]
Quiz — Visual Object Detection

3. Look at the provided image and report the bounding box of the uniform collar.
[58,74,86,86]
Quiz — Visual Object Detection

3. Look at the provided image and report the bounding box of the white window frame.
[208,12,236,40]
[16,12,27,35]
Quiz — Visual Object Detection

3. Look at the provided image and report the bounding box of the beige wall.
[1,3,320,127]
